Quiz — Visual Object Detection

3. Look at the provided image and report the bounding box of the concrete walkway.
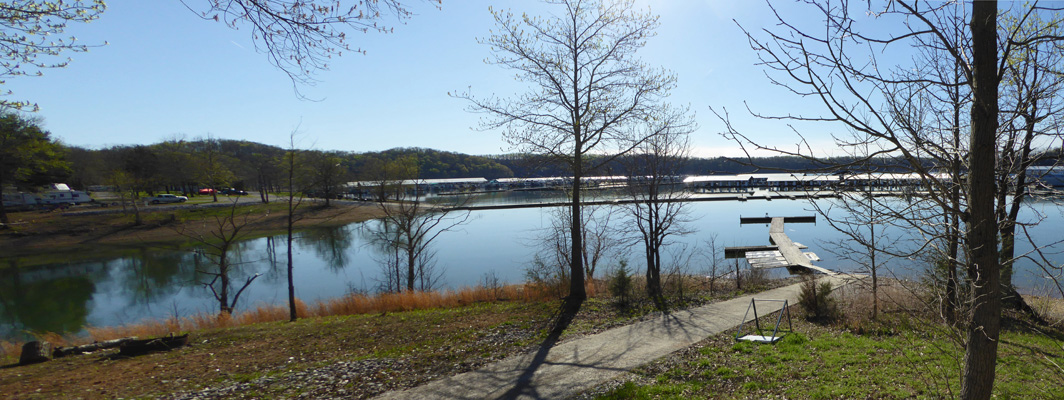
[376,275,853,400]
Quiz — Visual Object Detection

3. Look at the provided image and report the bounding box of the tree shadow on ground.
[499,296,584,399]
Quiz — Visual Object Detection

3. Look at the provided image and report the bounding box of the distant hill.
[345,147,514,180]
[63,139,984,192]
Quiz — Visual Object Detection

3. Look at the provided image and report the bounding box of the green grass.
[595,321,1064,399]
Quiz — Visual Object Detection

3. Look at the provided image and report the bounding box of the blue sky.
[8,1,841,157]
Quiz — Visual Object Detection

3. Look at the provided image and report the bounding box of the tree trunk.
[130,189,143,226]
[287,200,297,322]
[945,208,959,325]
[735,259,742,291]
[570,148,587,300]
[286,151,298,322]
[260,173,270,204]
[870,200,878,321]
[960,3,1002,399]
[219,251,232,315]
[999,113,1040,316]
[0,177,9,225]
[407,232,416,292]
[645,241,661,299]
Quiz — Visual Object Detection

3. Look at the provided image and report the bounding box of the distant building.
[1026,166,1064,187]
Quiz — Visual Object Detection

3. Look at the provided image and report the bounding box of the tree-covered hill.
[57,138,1015,195]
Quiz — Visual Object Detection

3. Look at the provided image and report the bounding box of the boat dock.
[448,191,834,211]
[726,216,836,275]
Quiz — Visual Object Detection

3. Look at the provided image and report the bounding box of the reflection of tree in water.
[0,259,97,339]
[363,218,445,293]
[297,225,355,273]
[191,239,262,283]
[121,248,198,306]
[190,238,264,315]
[261,235,285,283]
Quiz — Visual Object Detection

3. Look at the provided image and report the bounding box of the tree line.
[10,128,1011,212]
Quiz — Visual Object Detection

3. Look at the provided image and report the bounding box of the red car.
[198,188,216,195]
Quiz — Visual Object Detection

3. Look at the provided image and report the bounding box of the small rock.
[19,341,54,365]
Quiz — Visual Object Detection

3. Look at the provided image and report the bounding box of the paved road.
[375,275,854,400]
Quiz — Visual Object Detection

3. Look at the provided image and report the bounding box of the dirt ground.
[0,200,387,264]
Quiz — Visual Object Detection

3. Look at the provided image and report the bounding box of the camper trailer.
[40,190,93,205]
[1,192,42,210]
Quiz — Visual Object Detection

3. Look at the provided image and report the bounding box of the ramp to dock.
[767,218,835,275]
[726,216,835,275]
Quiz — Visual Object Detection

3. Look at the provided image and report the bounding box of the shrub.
[739,266,769,290]
[524,254,570,299]
[798,278,839,322]
[609,260,634,306]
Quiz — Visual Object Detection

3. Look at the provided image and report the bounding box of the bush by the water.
[609,260,634,306]
[798,278,839,321]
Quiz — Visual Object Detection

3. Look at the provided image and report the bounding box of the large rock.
[19,341,54,365]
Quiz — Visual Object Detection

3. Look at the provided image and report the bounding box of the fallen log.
[53,337,136,358]
[118,334,189,356]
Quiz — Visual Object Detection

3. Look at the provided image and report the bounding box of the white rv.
[1,192,42,210]
[40,190,94,205]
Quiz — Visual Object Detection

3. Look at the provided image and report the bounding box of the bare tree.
[367,156,469,292]
[817,189,899,321]
[185,0,438,90]
[714,1,1064,397]
[307,150,347,207]
[535,202,625,285]
[115,145,160,226]
[178,199,264,316]
[621,109,695,303]
[701,234,726,294]
[195,136,235,202]
[282,132,313,321]
[995,10,1064,314]
[457,0,677,300]
[0,1,106,111]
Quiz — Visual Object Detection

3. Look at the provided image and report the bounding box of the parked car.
[220,188,248,195]
[198,188,216,195]
[145,194,188,204]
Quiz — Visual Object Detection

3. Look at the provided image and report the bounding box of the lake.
[2,194,1062,341]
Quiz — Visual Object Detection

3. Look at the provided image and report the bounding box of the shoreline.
[0,201,387,267]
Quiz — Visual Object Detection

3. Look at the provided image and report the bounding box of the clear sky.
[7,1,842,157]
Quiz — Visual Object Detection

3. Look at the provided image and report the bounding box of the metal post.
[771,299,787,340]
[752,299,762,335]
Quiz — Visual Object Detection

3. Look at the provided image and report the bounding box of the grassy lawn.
[0,277,786,399]
[0,300,560,399]
[594,311,1064,399]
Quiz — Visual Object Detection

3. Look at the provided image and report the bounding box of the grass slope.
[592,308,1064,399]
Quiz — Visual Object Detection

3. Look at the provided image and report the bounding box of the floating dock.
[726,216,836,275]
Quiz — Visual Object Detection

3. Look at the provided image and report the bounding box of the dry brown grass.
[827,276,939,335]
[1,283,558,363]
[1025,294,1064,327]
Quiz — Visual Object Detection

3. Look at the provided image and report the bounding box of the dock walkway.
[375,276,851,400]
[767,218,836,275]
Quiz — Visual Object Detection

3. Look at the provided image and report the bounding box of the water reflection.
[3,194,1064,341]
[118,248,196,305]
[0,259,99,340]
[297,225,356,273]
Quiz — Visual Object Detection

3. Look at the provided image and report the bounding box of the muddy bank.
[0,201,387,267]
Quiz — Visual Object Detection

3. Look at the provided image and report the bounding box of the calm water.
[2,195,1062,341]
